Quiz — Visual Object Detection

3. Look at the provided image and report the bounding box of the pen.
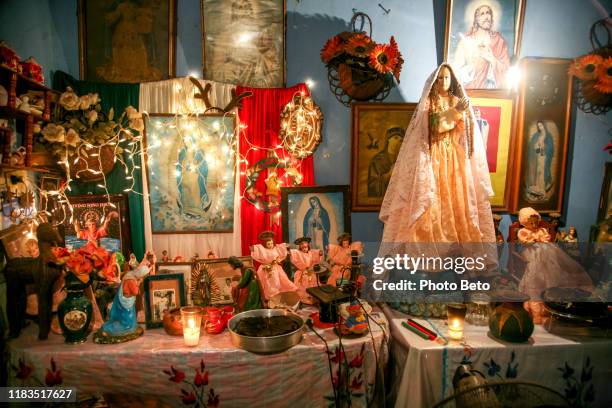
[401,321,430,340]
[407,319,437,340]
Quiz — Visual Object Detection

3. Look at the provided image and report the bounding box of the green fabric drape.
[52,71,145,259]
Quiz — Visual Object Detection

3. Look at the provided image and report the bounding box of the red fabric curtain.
[237,84,315,255]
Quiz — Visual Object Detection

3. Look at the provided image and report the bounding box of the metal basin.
[228,309,304,354]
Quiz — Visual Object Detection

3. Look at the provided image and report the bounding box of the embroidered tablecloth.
[382,304,612,408]
[7,308,388,407]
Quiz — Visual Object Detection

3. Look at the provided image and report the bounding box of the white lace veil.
[378,63,495,256]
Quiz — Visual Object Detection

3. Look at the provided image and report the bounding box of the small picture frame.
[191,257,253,306]
[597,162,612,223]
[0,223,38,259]
[143,273,186,329]
[156,262,193,304]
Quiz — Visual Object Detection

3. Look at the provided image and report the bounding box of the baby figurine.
[327,233,363,287]
[517,207,593,323]
[290,237,322,304]
[250,231,297,302]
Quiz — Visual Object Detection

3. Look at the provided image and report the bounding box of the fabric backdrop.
[139,77,240,258]
[236,84,315,255]
[52,71,145,259]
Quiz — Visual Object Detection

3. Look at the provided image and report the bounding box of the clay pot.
[205,306,234,334]
[162,307,184,336]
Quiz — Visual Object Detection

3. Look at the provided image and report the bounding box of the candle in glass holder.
[181,307,203,347]
[447,303,467,341]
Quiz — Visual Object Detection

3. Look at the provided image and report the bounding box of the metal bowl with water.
[227,309,304,354]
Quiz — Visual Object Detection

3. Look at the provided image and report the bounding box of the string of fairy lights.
[18,81,318,235]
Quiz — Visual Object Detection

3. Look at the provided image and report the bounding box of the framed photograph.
[144,273,186,328]
[144,114,237,233]
[0,224,38,259]
[191,257,253,305]
[157,262,193,304]
[281,186,350,257]
[351,103,416,211]
[512,58,573,213]
[200,0,286,87]
[467,89,518,211]
[77,0,177,82]
[597,162,612,223]
[444,0,525,89]
[62,194,131,255]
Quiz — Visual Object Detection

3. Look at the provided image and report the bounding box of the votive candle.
[181,307,203,347]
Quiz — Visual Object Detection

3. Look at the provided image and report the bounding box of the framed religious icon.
[512,57,573,213]
[467,89,518,211]
[144,114,237,233]
[157,262,194,305]
[144,273,186,328]
[191,257,253,305]
[0,224,38,259]
[77,0,177,82]
[350,103,416,211]
[62,194,131,255]
[597,162,612,223]
[444,0,525,89]
[281,186,350,257]
[200,0,286,87]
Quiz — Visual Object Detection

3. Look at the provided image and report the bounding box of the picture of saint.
[367,127,405,197]
[65,199,124,254]
[474,107,490,148]
[73,210,119,248]
[446,0,524,90]
[303,196,331,254]
[525,120,557,203]
[152,289,176,321]
[176,137,211,217]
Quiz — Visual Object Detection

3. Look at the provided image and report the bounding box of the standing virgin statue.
[379,64,495,262]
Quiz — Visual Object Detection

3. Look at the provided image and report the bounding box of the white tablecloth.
[7,308,388,407]
[382,304,612,408]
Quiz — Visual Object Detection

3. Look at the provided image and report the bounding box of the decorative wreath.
[279,94,323,158]
[244,156,303,212]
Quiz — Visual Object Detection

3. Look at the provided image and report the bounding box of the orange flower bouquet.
[321,25,403,106]
[52,244,121,288]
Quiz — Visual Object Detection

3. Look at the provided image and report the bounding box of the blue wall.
[0,0,610,242]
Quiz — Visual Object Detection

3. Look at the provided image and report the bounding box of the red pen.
[407,319,437,340]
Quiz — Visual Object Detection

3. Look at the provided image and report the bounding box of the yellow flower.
[65,128,81,147]
[41,123,65,143]
[79,95,92,110]
[58,87,80,111]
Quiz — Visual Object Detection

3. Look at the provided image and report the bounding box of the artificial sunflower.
[393,55,404,83]
[568,54,603,81]
[320,35,344,64]
[369,43,399,74]
[345,33,374,58]
[594,56,612,94]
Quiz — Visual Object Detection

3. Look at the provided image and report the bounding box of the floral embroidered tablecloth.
[383,305,612,408]
[7,308,388,407]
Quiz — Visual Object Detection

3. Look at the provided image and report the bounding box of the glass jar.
[465,293,491,326]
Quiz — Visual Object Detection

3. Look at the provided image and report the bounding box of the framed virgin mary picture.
[351,103,416,212]
[281,186,350,257]
[143,113,237,233]
[445,0,525,89]
[200,0,286,87]
[512,58,573,213]
[467,89,518,211]
[597,162,612,223]
[78,0,177,82]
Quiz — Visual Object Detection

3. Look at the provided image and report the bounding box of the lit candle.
[447,303,467,341]
[181,307,203,347]
[448,318,463,340]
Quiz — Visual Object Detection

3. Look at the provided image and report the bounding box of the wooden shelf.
[0,105,44,122]
[0,164,54,173]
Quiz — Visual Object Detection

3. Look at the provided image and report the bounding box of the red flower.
[194,370,209,387]
[51,247,71,264]
[328,347,345,364]
[207,389,220,408]
[595,56,612,94]
[45,358,62,386]
[369,42,400,74]
[14,358,32,380]
[164,366,186,383]
[321,35,344,64]
[389,36,404,82]
[345,33,375,58]
[349,344,365,368]
[569,54,602,81]
[180,390,196,405]
[350,373,363,390]
[66,252,93,282]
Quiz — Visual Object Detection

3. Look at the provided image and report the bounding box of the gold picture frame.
[78,0,177,83]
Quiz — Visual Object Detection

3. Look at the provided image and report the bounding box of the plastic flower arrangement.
[36,87,144,180]
[52,244,121,288]
[320,30,403,105]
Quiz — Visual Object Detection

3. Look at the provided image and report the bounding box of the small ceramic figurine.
[517,207,593,323]
[16,96,31,113]
[207,250,217,259]
[493,214,504,243]
[290,237,322,304]
[94,251,156,344]
[229,256,261,312]
[191,253,200,262]
[327,233,363,287]
[161,250,170,263]
[128,253,138,270]
[565,226,578,243]
[555,228,567,243]
[338,300,368,335]
[250,231,298,302]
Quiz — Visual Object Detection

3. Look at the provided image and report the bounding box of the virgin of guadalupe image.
[379,63,495,263]
[368,126,405,197]
[526,121,554,202]
[303,196,331,255]
[176,137,212,217]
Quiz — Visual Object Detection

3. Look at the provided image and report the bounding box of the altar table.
[7,309,388,408]
[382,304,612,408]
